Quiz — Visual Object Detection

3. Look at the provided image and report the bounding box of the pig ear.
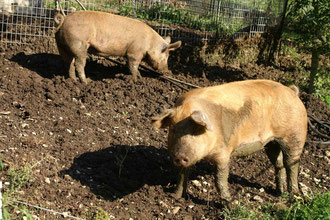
[164,36,171,44]
[151,109,174,129]
[168,41,181,51]
[190,111,213,131]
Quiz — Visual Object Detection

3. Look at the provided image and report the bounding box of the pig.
[54,11,181,83]
[152,79,307,203]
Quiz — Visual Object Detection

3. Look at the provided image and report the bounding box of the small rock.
[192,180,202,187]
[32,214,40,219]
[259,188,265,193]
[203,188,208,193]
[326,151,330,158]
[173,206,180,214]
[313,177,321,184]
[301,170,310,178]
[299,182,310,196]
[21,123,29,129]
[159,201,169,208]
[188,205,194,209]
[66,129,72,134]
[252,195,263,202]
[45,177,51,184]
[202,181,210,186]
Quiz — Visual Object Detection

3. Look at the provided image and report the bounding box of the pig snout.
[173,152,190,167]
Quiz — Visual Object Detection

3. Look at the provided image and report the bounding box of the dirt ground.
[0,38,329,220]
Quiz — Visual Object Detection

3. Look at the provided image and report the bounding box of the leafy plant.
[0,154,4,171]
[287,0,330,93]
[1,164,34,219]
[84,207,110,220]
[7,165,33,192]
[314,69,330,106]
[274,191,330,219]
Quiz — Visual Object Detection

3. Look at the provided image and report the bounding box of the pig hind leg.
[265,141,286,195]
[68,40,89,84]
[280,135,304,194]
[57,46,77,81]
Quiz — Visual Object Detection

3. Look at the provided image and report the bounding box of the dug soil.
[0,38,329,219]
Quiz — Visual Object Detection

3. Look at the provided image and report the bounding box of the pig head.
[54,11,181,83]
[152,80,307,202]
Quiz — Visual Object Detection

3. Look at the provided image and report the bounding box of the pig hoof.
[80,78,91,84]
[220,198,233,209]
[174,192,183,199]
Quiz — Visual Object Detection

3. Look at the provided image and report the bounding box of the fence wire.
[0,0,285,47]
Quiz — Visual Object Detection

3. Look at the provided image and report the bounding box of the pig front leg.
[127,56,142,82]
[174,167,190,199]
[215,164,232,202]
[214,154,232,202]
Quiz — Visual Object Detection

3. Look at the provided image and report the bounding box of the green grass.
[84,207,111,220]
[2,163,34,219]
[223,191,330,220]
[274,191,330,220]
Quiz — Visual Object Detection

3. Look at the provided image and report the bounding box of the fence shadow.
[61,144,277,203]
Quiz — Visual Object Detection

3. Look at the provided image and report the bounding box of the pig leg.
[215,164,232,202]
[57,46,77,81]
[69,40,88,84]
[265,142,286,195]
[75,55,88,84]
[68,57,76,81]
[127,55,142,82]
[214,153,232,201]
[281,138,304,194]
[174,167,190,199]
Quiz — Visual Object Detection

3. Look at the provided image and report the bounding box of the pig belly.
[231,141,264,157]
[87,45,126,57]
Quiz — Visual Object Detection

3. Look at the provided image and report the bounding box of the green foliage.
[287,0,330,54]
[222,191,330,219]
[7,165,33,192]
[274,191,330,220]
[84,207,110,220]
[116,2,245,35]
[223,202,275,220]
[0,154,4,170]
[1,164,34,219]
[314,69,330,106]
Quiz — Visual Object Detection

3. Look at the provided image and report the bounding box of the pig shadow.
[62,144,277,205]
[9,52,141,81]
[61,145,176,201]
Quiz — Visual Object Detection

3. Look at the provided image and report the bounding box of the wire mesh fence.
[0,0,285,47]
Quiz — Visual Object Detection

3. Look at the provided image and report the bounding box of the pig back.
[58,11,161,56]
[178,80,307,144]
